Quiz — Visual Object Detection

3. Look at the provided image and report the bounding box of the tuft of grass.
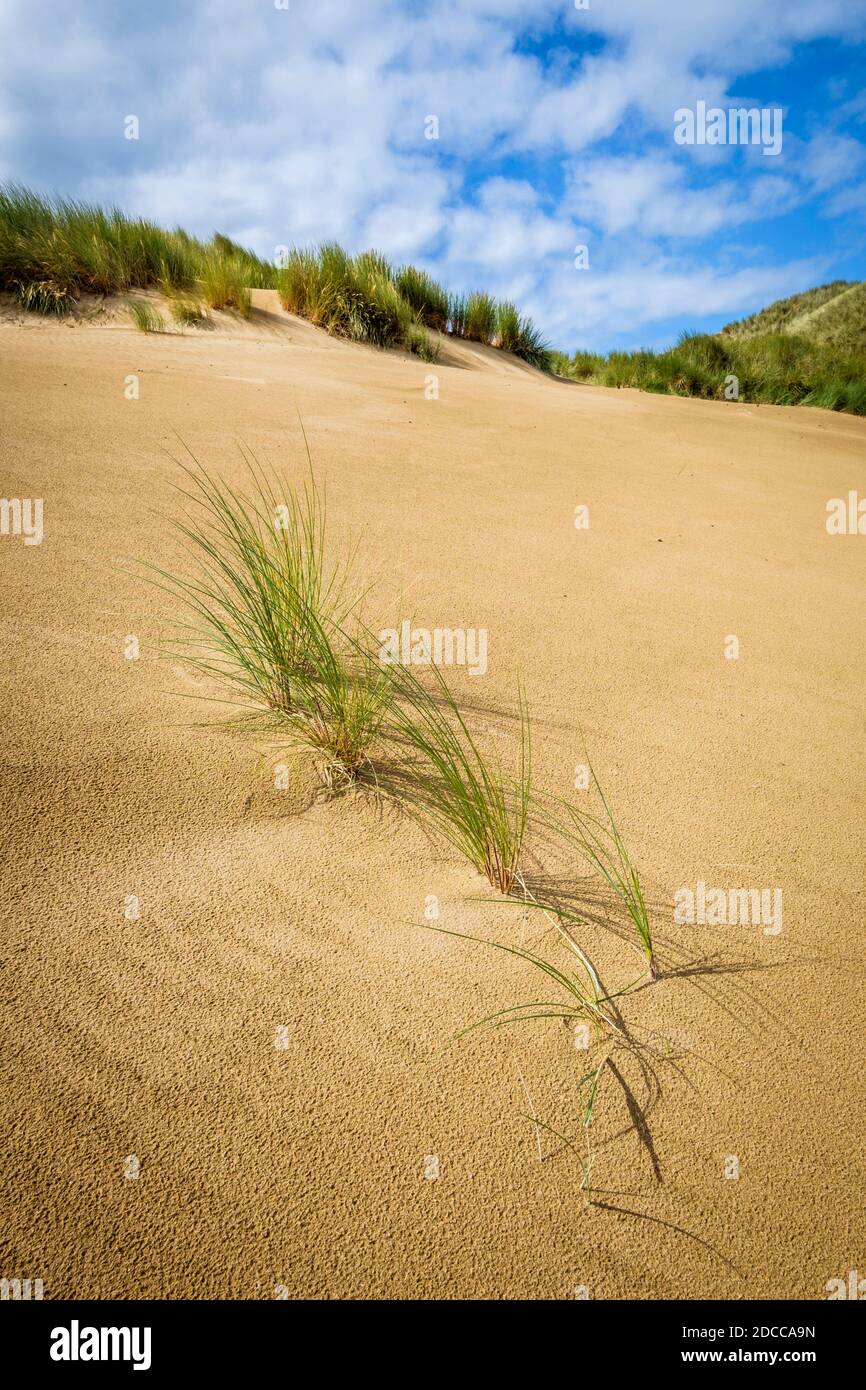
[14,276,76,315]
[394,264,449,331]
[387,664,531,893]
[128,299,164,333]
[494,301,522,352]
[146,444,389,789]
[493,301,552,368]
[199,255,252,317]
[276,244,449,355]
[462,290,498,342]
[550,759,657,980]
[169,294,209,327]
[282,243,411,347]
[403,321,440,361]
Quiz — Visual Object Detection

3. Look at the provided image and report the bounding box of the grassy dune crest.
[0,184,552,369]
[720,279,864,343]
[551,326,866,415]
[6,184,860,408]
[276,242,552,367]
[786,282,866,349]
[0,185,274,314]
[553,279,866,415]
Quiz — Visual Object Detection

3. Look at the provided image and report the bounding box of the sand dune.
[1,299,865,1300]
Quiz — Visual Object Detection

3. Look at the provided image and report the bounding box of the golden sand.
[1,292,864,1299]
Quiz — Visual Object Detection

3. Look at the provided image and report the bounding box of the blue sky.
[1,0,864,351]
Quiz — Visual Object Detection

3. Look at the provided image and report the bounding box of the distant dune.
[722,278,866,350]
[552,277,866,414]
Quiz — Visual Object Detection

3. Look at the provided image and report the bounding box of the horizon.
[1,1,865,353]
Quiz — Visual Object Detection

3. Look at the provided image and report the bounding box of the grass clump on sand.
[277,242,443,356]
[387,664,531,894]
[277,242,410,348]
[449,293,552,369]
[148,442,390,789]
[0,183,274,315]
[168,294,209,327]
[128,299,165,333]
[144,439,665,1193]
[200,254,252,317]
[394,264,449,331]
[148,439,653,930]
[277,241,550,368]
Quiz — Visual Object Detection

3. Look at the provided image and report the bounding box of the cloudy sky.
[1,0,865,350]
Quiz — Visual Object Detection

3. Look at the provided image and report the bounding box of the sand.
[1,291,864,1300]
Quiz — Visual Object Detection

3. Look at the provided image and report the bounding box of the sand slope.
[1,297,865,1300]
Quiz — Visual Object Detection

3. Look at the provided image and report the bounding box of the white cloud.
[566,155,800,238]
[802,132,866,192]
[0,0,863,350]
[525,254,831,348]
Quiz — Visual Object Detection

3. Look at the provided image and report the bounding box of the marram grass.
[144,441,388,788]
[387,662,531,893]
[2,183,551,369]
[139,443,673,1195]
[551,326,866,416]
[0,183,275,309]
[543,759,657,981]
[276,241,550,367]
[128,299,164,333]
[168,294,209,327]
